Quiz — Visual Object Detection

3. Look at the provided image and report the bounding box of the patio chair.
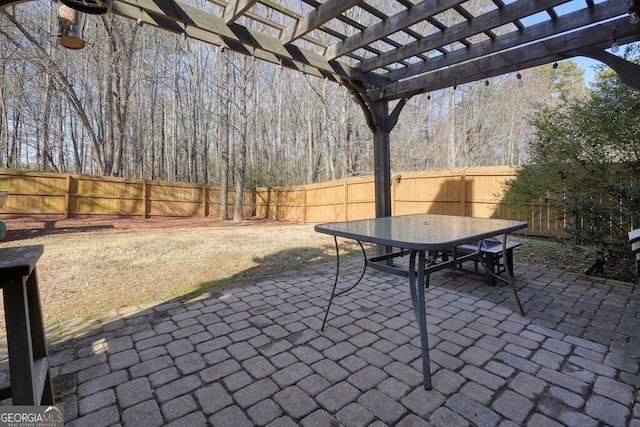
[629,228,640,284]
[440,238,521,286]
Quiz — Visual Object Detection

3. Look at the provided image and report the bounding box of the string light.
[609,36,619,53]
[136,8,143,27]
[630,5,640,24]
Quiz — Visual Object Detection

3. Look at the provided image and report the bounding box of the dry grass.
[0,223,357,329]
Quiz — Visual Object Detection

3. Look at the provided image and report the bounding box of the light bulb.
[610,36,619,53]
[611,41,619,53]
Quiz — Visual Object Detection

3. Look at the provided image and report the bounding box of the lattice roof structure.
[101,0,640,100]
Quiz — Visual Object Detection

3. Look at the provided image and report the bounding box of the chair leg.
[506,249,515,276]
[485,253,496,286]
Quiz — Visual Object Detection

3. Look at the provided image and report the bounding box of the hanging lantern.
[57,5,86,49]
[59,0,112,15]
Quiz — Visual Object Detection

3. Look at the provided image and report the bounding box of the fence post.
[343,180,349,221]
[391,175,396,216]
[64,175,72,218]
[302,187,307,224]
[202,186,209,217]
[141,180,148,218]
[459,173,466,216]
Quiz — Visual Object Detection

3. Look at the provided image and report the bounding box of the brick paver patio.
[6,256,640,426]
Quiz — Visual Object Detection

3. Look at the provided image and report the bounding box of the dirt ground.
[0,215,292,242]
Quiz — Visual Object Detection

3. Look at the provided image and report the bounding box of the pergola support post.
[372,100,392,220]
[344,81,410,255]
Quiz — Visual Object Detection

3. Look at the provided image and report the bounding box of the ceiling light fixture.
[57,5,86,49]
[60,0,111,14]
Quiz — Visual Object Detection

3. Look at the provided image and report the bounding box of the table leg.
[502,235,524,315]
[321,237,368,331]
[409,250,432,389]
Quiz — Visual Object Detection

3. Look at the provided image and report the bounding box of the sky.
[512,0,629,85]
[574,57,600,84]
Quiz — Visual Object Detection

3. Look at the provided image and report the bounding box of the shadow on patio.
[10,254,640,426]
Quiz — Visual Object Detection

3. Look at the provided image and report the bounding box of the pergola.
[3,0,640,218]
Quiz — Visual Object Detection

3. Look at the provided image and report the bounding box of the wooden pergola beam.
[325,0,467,60]
[223,0,259,24]
[382,0,630,87]
[570,45,640,91]
[112,0,381,86]
[280,0,362,45]
[358,0,573,73]
[385,16,636,99]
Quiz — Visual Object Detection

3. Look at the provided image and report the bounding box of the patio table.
[314,213,528,389]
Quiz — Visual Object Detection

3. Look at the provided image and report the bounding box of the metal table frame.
[314,214,528,389]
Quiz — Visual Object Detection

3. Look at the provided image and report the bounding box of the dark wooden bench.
[441,239,521,286]
[0,245,54,405]
[629,229,640,284]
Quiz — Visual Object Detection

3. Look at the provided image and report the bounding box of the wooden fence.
[255,166,567,237]
[0,167,569,237]
[0,169,254,218]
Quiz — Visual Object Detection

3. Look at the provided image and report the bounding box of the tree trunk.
[220,50,230,219]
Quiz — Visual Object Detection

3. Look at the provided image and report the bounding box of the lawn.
[0,222,347,328]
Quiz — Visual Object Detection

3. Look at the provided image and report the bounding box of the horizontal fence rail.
[0,166,601,239]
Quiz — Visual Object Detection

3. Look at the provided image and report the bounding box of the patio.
[11,255,640,426]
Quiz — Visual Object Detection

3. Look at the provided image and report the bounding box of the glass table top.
[315,214,528,250]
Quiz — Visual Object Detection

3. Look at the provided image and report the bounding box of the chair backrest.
[630,229,640,261]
